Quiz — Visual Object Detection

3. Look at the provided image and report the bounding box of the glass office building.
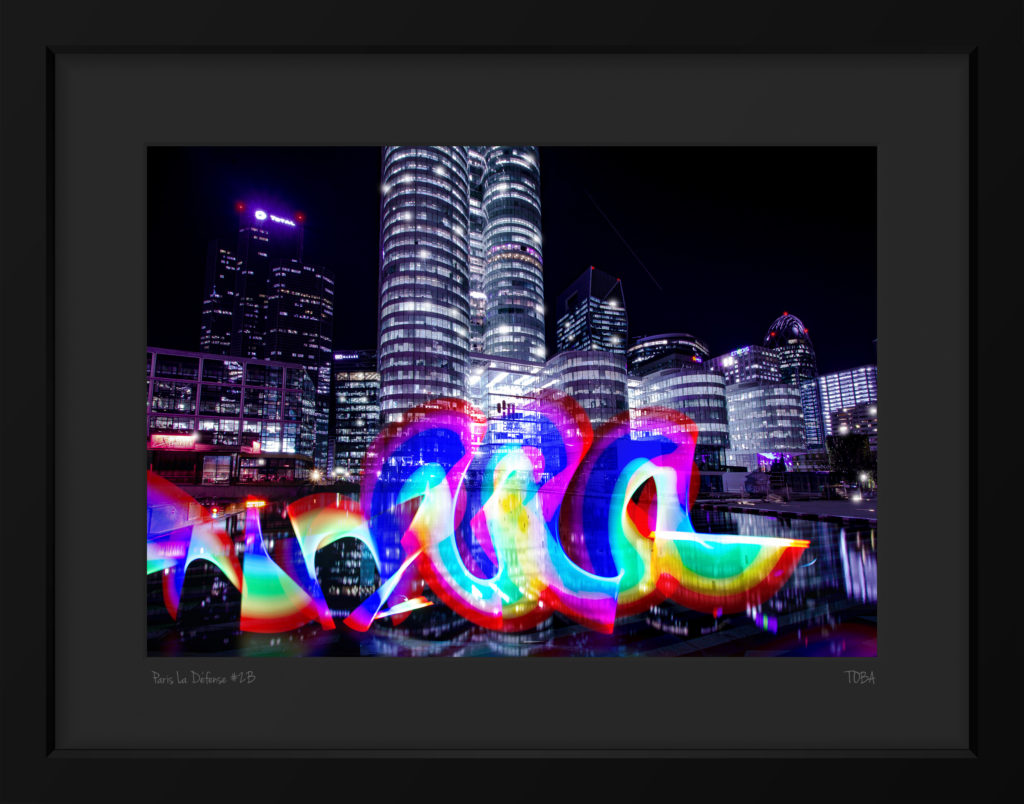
[818,364,878,436]
[229,204,306,360]
[763,312,825,450]
[468,354,550,466]
[146,347,317,485]
[724,380,806,471]
[707,345,782,385]
[198,241,240,354]
[627,333,709,377]
[831,401,878,451]
[378,146,472,424]
[331,350,381,480]
[630,366,731,470]
[264,258,335,470]
[555,267,627,356]
[545,350,628,428]
[467,147,489,353]
[482,146,546,362]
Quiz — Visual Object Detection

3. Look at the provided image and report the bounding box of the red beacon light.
[235,202,246,212]
[295,211,306,223]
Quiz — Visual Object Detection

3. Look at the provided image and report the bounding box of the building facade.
[377,146,472,424]
[630,365,731,470]
[330,350,381,480]
[482,146,546,362]
[264,258,335,469]
[467,354,550,464]
[707,345,782,385]
[229,204,306,360]
[818,364,878,436]
[724,380,806,471]
[830,401,878,451]
[199,241,240,354]
[545,350,629,429]
[467,147,489,353]
[763,312,825,450]
[628,332,709,377]
[555,267,627,356]
[146,347,317,485]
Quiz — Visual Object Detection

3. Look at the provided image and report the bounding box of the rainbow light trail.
[147,395,808,634]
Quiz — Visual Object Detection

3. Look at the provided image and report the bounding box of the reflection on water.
[148,502,877,658]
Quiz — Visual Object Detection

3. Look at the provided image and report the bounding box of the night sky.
[148,147,875,374]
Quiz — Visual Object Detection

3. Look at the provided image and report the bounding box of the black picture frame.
[1,0,1015,792]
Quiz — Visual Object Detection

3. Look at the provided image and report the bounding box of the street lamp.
[310,469,321,483]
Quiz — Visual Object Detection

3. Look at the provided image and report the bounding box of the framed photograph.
[145,145,876,660]
[1,0,1014,790]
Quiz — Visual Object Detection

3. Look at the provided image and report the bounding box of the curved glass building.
[467,147,489,353]
[482,146,545,362]
[724,381,806,470]
[627,332,709,376]
[764,312,825,450]
[545,350,628,428]
[631,366,731,470]
[377,147,471,424]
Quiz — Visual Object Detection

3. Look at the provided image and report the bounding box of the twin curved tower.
[378,146,544,423]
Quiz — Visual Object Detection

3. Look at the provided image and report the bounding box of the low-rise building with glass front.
[724,381,806,471]
[331,349,381,481]
[146,347,317,485]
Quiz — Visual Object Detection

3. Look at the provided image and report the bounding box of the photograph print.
[146,146,878,657]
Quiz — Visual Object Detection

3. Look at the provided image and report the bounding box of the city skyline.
[148,146,876,375]
[146,145,878,658]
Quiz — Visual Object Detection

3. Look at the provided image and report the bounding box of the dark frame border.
[1,0,1016,792]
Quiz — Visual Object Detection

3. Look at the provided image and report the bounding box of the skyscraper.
[231,203,305,360]
[377,147,472,423]
[482,146,545,362]
[763,312,825,450]
[197,202,334,469]
[264,258,335,469]
[467,147,489,353]
[555,267,627,356]
[331,350,381,480]
[199,240,240,355]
